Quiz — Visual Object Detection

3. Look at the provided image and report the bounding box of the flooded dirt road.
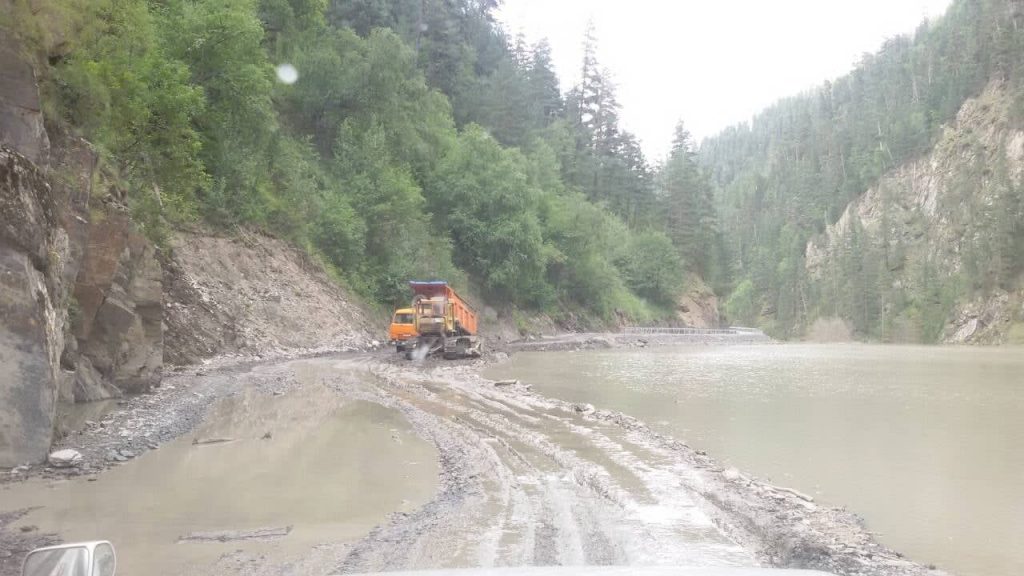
[1,352,942,576]
[486,344,1024,576]
[1,376,438,575]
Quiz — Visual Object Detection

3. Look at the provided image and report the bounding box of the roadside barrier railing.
[622,326,766,336]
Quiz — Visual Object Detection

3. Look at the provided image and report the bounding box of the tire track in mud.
[3,352,944,576]
[316,357,754,573]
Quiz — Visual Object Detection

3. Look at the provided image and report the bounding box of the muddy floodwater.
[0,379,438,575]
[486,344,1024,576]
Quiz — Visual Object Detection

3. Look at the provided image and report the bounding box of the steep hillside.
[163,231,376,365]
[0,24,379,466]
[1,0,719,330]
[702,0,1024,342]
[806,82,1024,343]
[0,0,721,466]
[1,134,381,468]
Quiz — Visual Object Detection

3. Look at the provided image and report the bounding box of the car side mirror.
[22,541,116,576]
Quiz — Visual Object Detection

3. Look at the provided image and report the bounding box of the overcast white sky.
[495,0,952,160]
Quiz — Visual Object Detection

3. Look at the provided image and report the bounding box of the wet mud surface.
[1,351,946,576]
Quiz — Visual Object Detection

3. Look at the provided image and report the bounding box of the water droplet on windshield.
[275,63,298,85]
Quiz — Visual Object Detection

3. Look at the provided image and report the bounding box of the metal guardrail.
[622,326,766,336]
[727,326,764,333]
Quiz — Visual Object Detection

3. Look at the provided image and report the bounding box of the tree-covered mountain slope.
[4,0,727,329]
[806,81,1024,343]
[701,0,1024,342]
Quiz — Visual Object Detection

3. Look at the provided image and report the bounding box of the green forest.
[10,0,1023,339]
[8,0,725,326]
[702,0,1024,340]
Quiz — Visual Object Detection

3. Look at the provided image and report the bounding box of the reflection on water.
[486,344,1024,576]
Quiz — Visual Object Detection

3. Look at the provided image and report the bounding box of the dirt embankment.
[162,230,379,365]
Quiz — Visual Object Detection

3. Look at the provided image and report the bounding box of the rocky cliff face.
[0,142,379,466]
[805,82,1024,343]
[0,27,166,466]
[1,130,376,467]
[0,138,167,466]
[0,147,66,468]
[1,137,376,469]
[45,130,164,401]
[72,213,163,394]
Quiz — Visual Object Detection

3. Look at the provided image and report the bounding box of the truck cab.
[388,308,417,352]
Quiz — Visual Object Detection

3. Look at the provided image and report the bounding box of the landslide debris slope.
[162,230,378,366]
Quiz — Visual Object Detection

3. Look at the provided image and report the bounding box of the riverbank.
[1,344,945,576]
[503,330,772,353]
[490,344,1024,576]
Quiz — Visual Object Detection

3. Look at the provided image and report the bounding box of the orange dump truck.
[404,281,481,359]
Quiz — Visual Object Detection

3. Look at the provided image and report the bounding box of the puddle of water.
[0,384,439,575]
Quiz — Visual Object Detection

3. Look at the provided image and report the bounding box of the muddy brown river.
[486,343,1024,576]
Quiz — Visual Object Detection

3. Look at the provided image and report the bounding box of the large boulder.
[75,216,163,393]
[47,448,82,468]
[71,356,122,403]
[0,147,65,468]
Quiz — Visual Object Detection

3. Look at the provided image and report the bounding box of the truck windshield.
[393,313,414,324]
[417,302,442,316]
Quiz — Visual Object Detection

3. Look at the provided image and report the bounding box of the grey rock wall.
[0,26,163,464]
[74,218,163,393]
[0,147,65,468]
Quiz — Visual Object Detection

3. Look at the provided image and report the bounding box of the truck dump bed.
[409,281,478,336]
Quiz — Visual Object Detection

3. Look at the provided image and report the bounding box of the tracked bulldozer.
[404,281,482,359]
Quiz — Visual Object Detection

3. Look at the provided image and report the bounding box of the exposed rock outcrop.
[805,82,1024,343]
[0,146,65,468]
[0,24,376,466]
[1,140,159,466]
[74,214,163,392]
[69,356,122,403]
[0,27,164,463]
[943,289,1023,344]
[2,142,377,464]
[676,277,721,328]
